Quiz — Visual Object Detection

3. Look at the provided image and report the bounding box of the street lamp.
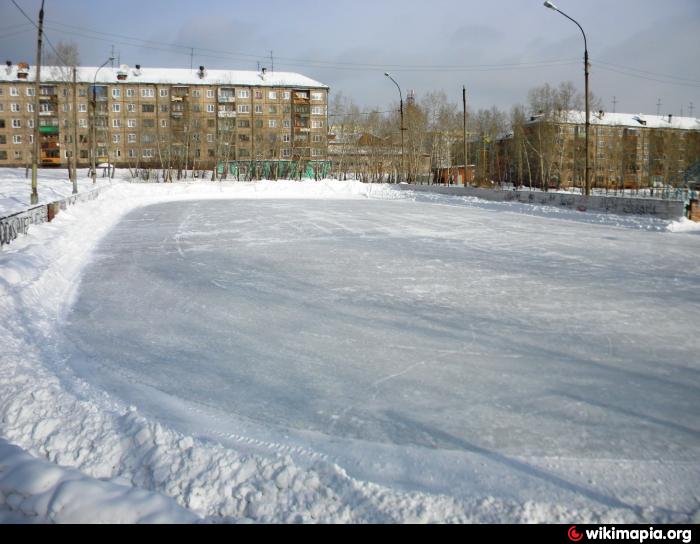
[92,57,114,184]
[384,72,405,184]
[543,1,591,196]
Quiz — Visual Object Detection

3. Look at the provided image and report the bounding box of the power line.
[9,0,71,66]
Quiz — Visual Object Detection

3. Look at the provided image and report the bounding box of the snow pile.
[0,439,196,523]
[1,173,698,523]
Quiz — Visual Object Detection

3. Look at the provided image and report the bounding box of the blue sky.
[2,0,699,115]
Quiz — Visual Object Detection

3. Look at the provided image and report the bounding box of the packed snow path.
[58,198,700,518]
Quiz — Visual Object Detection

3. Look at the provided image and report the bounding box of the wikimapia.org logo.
[567,526,693,544]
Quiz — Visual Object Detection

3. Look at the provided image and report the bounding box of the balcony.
[218,111,236,119]
[39,111,56,117]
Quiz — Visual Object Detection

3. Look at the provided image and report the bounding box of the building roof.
[529,110,700,131]
[0,63,329,89]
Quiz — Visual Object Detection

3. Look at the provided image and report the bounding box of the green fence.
[217,160,332,180]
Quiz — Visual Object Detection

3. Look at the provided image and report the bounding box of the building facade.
[0,62,329,177]
[501,110,700,190]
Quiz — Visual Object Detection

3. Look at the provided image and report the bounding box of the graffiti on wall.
[0,206,48,247]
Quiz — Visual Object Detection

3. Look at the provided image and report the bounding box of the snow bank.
[0,174,696,523]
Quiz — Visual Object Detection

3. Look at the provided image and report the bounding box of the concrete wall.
[396,185,687,220]
[0,188,102,248]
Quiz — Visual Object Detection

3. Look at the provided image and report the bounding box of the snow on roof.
[530,110,700,131]
[0,63,329,89]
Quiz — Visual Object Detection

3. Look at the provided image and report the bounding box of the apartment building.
[0,62,329,176]
[501,110,700,190]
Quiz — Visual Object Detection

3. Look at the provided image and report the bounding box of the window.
[13,135,22,144]
[126,88,134,97]
[0,120,4,128]
[282,134,290,143]
[283,120,291,128]
[192,104,201,113]
[79,88,87,97]
[128,149,136,158]
[207,119,215,128]
[207,104,215,113]
[114,149,121,158]
[206,89,214,98]
[79,103,87,113]
[192,90,201,98]
[160,89,169,97]
[112,88,121,98]
[14,150,22,160]
[63,104,70,112]
[142,148,154,158]
[238,90,249,99]
[312,149,323,157]
[269,119,277,128]
[0,104,3,112]
[0,151,6,160]
[142,104,155,113]
[28,120,34,129]
[238,149,249,157]
[311,92,324,101]
[282,148,291,157]
[141,88,155,98]
[143,119,155,128]
[312,120,324,129]
[160,119,168,128]
[255,90,263,100]
[238,119,250,128]
[0,135,5,144]
[160,104,169,113]
[27,87,35,96]
[239,134,250,142]
[113,103,121,113]
[25,103,34,112]
[128,133,136,143]
[283,91,291,100]
[128,119,137,128]
[206,133,214,143]
[269,91,277,100]
[112,119,121,128]
[238,105,250,114]
[312,106,325,115]
[142,134,154,144]
[11,103,20,113]
[79,119,87,128]
[269,105,277,114]
[312,134,322,143]
[255,105,263,114]
[12,119,21,128]
[112,134,121,144]
[127,103,136,112]
[10,87,19,96]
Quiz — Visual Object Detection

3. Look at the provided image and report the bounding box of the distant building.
[0,61,329,176]
[501,110,700,190]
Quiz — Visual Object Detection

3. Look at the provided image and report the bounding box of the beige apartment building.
[0,62,330,178]
[503,110,700,190]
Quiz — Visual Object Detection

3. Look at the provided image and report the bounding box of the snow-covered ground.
[1,170,699,523]
[0,168,114,217]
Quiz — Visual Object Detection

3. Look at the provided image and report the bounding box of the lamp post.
[92,58,114,184]
[544,1,591,196]
[384,72,405,183]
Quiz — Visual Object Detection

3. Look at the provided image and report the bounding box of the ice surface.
[61,199,700,501]
[2,175,699,523]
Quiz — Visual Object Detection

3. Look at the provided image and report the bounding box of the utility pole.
[190,47,194,71]
[690,102,695,117]
[30,0,45,205]
[72,66,78,192]
[463,85,468,187]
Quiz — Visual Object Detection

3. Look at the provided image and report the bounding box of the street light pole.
[385,72,405,183]
[30,0,45,205]
[92,58,113,184]
[544,1,591,196]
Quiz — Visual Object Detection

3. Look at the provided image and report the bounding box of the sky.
[1,0,699,116]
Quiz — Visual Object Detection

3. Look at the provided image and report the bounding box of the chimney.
[668,114,673,123]
[4,60,11,75]
[17,62,29,79]
[198,65,206,79]
[136,64,141,70]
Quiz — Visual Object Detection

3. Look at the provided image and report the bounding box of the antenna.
[612,96,617,113]
[270,50,274,72]
[190,47,194,70]
[690,102,695,117]
[110,45,115,68]
[656,98,662,116]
